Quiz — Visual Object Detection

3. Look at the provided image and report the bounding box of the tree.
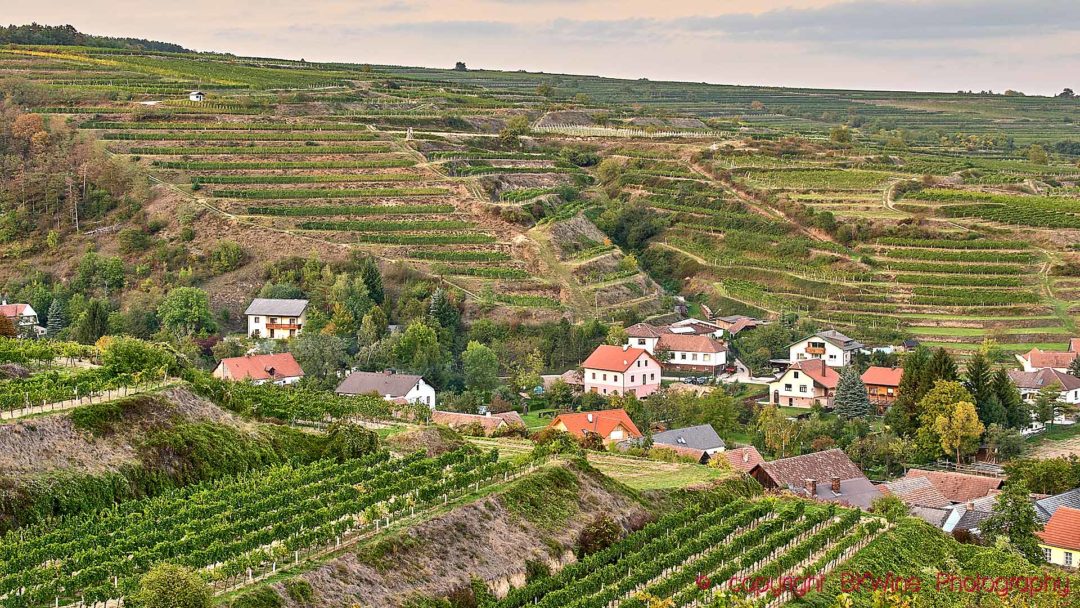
[512,349,544,393]
[131,563,212,608]
[984,424,1024,462]
[605,323,628,346]
[428,288,459,329]
[933,401,984,464]
[981,481,1044,564]
[829,125,853,144]
[756,405,802,458]
[392,321,446,386]
[1033,382,1062,430]
[454,61,467,71]
[101,336,175,376]
[992,368,1029,430]
[291,333,348,382]
[964,352,1004,427]
[45,298,64,337]
[915,380,976,461]
[833,366,873,420]
[1069,356,1080,378]
[358,306,388,347]
[322,421,379,461]
[73,299,110,344]
[870,495,908,522]
[925,348,958,384]
[462,341,499,392]
[1004,457,1080,495]
[1027,144,1049,165]
[0,315,15,339]
[888,346,930,435]
[358,256,384,304]
[157,287,216,337]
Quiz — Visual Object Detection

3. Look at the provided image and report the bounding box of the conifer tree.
[358,256,384,304]
[1069,356,1080,379]
[965,352,1004,426]
[46,299,64,337]
[925,347,959,384]
[833,366,874,420]
[887,346,930,436]
[992,368,1028,430]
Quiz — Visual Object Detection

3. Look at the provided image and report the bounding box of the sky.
[7,0,1080,95]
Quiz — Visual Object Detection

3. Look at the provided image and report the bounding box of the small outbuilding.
[189,91,205,102]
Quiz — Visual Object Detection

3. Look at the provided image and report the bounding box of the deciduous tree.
[933,401,984,464]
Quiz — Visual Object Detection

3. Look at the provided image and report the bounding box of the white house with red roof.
[768,359,839,408]
[212,353,304,385]
[624,321,728,374]
[0,300,42,337]
[1017,341,1080,373]
[1007,368,1080,432]
[581,344,660,397]
[548,408,642,442]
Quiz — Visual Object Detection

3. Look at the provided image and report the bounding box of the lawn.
[520,407,558,430]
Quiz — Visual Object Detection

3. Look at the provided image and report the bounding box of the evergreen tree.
[358,256,384,304]
[73,299,109,344]
[964,352,1004,426]
[833,366,874,420]
[1069,356,1080,378]
[46,298,65,337]
[992,368,1029,430]
[888,346,930,436]
[428,288,459,329]
[925,348,958,384]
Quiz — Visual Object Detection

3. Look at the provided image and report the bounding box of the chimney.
[966,501,975,511]
[804,478,817,494]
[623,344,629,351]
[587,413,594,423]
[742,451,750,463]
[831,476,841,494]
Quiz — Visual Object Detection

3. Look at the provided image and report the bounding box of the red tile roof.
[549,409,642,439]
[722,446,765,473]
[626,323,663,338]
[0,303,30,318]
[1037,506,1080,552]
[1008,368,1080,392]
[582,345,655,373]
[726,318,758,335]
[750,448,866,490]
[1021,348,1078,370]
[861,366,903,388]
[903,469,1002,504]
[788,359,839,389]
[657,333,727,354]
[1071,338,1080,353]
[217,353,303,381]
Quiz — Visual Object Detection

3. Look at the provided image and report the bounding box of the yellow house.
[1037,506,1080,569]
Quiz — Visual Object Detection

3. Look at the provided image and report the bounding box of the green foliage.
[73,298,110,344]
[283,579,314,604]
[322,421,380,461]
[131,564,212,608]
[576,514,622,558]
[230,586,283,608]
[981,481,1044,564]
[500,465,580,530]
[157,287,216,337]
[208,240,247,273]
[462,340,499,392]
[833,366,873,420]
[101,335,176,376]
[290,332,348,381]
[1004,456,1080,495]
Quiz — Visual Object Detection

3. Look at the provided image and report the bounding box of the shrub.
[230,587,283,608]
[576,514,621,558]
[131,564,212,608]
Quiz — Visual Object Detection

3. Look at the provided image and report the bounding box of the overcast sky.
[8,0,1080,95]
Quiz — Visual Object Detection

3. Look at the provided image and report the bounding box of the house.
[788,330,864,368]
[861,366,903,407]
[651,424,726,455]
[581,344,660,397]
[749,449,877,509]
[769,359,839,408]
[431,411,524,436]
[1016,341,1080,372]
[713,315,763,336]
[624,322,728,373]
[1006,368,1080,431]
[878,476,951,509]
[245,299,308,339]
[1037,506,1080,569]
[901,469,1002,504]
[548,408,642,442]
[189,91,205,102]
[942,495,998,535]
[0,301,42,337]
[1035,488,1080,524]
[212,353,304,385]
[335,370,436,409]
[722,446,765,473]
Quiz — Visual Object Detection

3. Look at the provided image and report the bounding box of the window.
[692,353,698,361]
[680,353,687,360]
[799,385,808,393]
[703,354,710,362]
[1066,552,1074,567]
[602,388,608,395]
[794,371,800,379]
[591,372,596,379]
[270,317,278,324]
[614,375,619,383]
[829,354,836,360]
[637,339,646,345]
[650,373,655,381]
[784,384,792,391]
[254,316,261,323]
[1044,547,1053,562]
[630,375,635,383]
[289,317,296,323]
[602,374,607,381]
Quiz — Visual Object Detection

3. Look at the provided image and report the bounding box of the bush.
[322,421,380,461]
[230,587,283,608]
[208,241,247,273]
[576,514,621,558]
[131,564,212,608]
[283,579,314,604]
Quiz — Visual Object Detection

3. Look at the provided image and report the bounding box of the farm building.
[245,299,308,339]
[650,424,726,455]
[335,370,436,409]
[712,315,763,336]
[900,469,1002,504]
[788,330,863,368]
[548,408,642,443]
[581,344,660,397]
[212,353,304,386]
[768,359,838,408]
[861,366,903,407]
[188,91,205,101]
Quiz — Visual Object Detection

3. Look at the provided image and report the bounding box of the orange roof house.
[212,353,304,385]
[548,408,642,442]
[722,446,765,473]
[582,345,655,372]
[1037,506,1080,567]
[1017,346,1079,372]
[902,469,1002,504]
[861,366,903,406]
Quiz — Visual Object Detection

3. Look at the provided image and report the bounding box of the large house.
[625,321,728,373]
[1006,368,1080,431]
[1037,506,1080,569]
[581,344,660,397]
[651,424,726,455]
[212,353,304,385]
[1016,339,1080,372]
[549,408,642,442]
[861,366,903,407]
[335,370,436,409]
[749,449,878,509]
[769,359,839,408]
[788,330,863,368]
[245,299,308,339]
[0,301,41,337]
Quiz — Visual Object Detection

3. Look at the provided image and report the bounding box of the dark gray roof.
[911,506,951,527]
[335,371,424,397]
[794,477,880,509]
[245,298,308,317]
[651,425,725,451]
[816,330,865,351]
[1035,488,1080,523]
[954,508,992,532]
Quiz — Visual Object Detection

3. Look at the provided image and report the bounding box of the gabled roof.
[1007,368,1080,392]
[1035,488,1080,523]
[431,411,521,434]
[335,370,424,397]
[582,345,654,373]
[903,469,1002,504]
[651,444,708,463]
[722,446,764,473]
[910,506,951,528]
[245,298,308,317]
[794,330,864,352]
[1037,506,1080,551]
[656,333,728,354]
[626,322,663,338]
[217,353,304,381]
[785,359,839,389]
[651,424,725,451]
[0,303,32,318]
[726,317,759,335]
[549,409,642,439]
[750,448,865,489]
[805,477,880,509]
[1019,347,1078,370]
[861,366,903,388]
[879,476,951,509]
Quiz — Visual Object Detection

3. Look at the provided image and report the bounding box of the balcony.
[266,323,301,331]
[805,346,826,355]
